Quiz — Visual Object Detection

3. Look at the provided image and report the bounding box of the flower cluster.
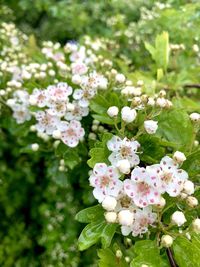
[89,135,197,237]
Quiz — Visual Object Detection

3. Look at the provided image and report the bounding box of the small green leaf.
[75,205,104,223]
[182,150,200,179]
[87,133,113,168]
[101,224,117,248]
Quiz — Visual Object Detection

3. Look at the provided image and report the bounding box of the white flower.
[73,88,97,107]
[105,211,117,223]
[47,82,72,101]
[192,218,200,233]
[35,111,59,135]
[71,62,88,75]
[171,211,186,226]
[102,196,117,211]
[65,101,89,121]
[89,163,123,202]
[107,106,119,117]
[186,196,198,207]
[150,156,188,197]
[156,97,167,108]
[117,159,131,174]
[161,235,173,247]
[183,180,194,195]
[190,113,200,122]
[107,136,140,168]
[72,74,82,84]
[124,167,161,207]
[115,73,126,83]
[121,106,137,123]
[52,130,61,139]
[118,210,134,226]
[31,143,39,151]
[60,120,85,147]
[173,151,186,164]
[144,120,158,134]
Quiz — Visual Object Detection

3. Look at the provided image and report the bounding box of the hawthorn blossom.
[73,87,97,107]
[124,167,161,207]
[107,136,140,169]
[121,206,157,237]
[47,100,67,117]
[150,156,188,197]
[47,82,72,101]
[71,62,88,75]
[89,163,123,202]
[13,105,31,124]
[35,111,59,135]
[60,120,85,147]
[65,101,89,120]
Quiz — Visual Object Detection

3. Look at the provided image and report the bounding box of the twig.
[184,84,200,89]
[166,248,178,267]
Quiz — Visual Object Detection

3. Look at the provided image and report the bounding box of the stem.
[166,248,178,267]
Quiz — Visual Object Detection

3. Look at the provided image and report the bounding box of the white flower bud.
[48,69,56,76]
[161,235,173,248]
[52,130,61,139]
[121,106,137,123]
[107,106,119,117]
[72,74,81,84]
[171,211,186,226]
[183,180,194,195]
[105,211,117,223]
[125,256,130,263]
[53,140,60,148]
[118,210,134,226]
[185,232,191,240]
[194,140,199,147]
[117,159,131,174]
[156,97,167,108]
[115,73,126,83]
[31,143,39,151]
[193,44,199,52]
[180,193,188,199]
[102,196,117,211]
[30,125,36,132]
[116,250,123,258]
[156,197,166,208]
[147,97,155,106]
[192,218,200,233]
[67,103,75,111]
[88,133,96,140]
[6,99,15,107]
[137,80,144,86]
[144,120,158,134]
[190,113,200,122]
[173,151,186,164]
[186,196,198,207]
[58,165,65,172]
[29,96,37,105]
[60,159,65,166]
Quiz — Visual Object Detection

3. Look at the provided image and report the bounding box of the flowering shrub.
[0,2,200,267]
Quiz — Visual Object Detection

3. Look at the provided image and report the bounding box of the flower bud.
[118,210,134,226]
[183,180,194,195]
[117,159,131,174]
[105,211,117,223]
[171,211,186,226]
[156,97,167,108]
[161,235,173,247]
[173,151,186,164]
[144,120,158,134]
[67,103,75,111]
[186,196,198,208]
[115,73,126,83]
[192,218,200,233]
[53,130,61,139]
[72,74,81,84]
[116,250,123,258]
[58,165,65,172]
[121,106,137,123]
[107,106,119,117]
[31,143,39,151]
[190,113,200,122]
[102,196,117,211]
[156,197,166,209]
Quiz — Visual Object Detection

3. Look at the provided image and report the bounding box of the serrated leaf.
[182,150,200,179]
[87,133,113,168]
[172,236,200,267]
[130,240,169,267]
[75,205,104,223]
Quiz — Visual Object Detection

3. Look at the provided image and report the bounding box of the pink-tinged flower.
[121,206,157,237]
[47,100,67,117]
[29,88,48,107]
[89,163,123,202]
[73,88,97,107]
[71,62,88,75]
[35,111,59,135]
[107,136,140,168]
[69,46,86,62]
[152,156,188,197]
[60,120,85,147]
[65,101,89,121]
[47,82,72,102]
[124,167,161,208]
[81,72,102,90]
[13,105,31,124]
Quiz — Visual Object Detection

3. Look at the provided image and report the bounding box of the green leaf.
[182,150,200,179]
[156,109,193,150]
[98,248,128,267]
[130,240,169,267]
[78,220,106,251]
[172,236,200,267]
[87,133,113,168]
[173,97,200,112]
[75,205,104,223]
[101,224,118,248]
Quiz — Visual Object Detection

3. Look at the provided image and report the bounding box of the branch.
[184,84,200,89]
[166,248,178,267]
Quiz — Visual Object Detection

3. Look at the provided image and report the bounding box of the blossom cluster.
[89,135,197,237]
